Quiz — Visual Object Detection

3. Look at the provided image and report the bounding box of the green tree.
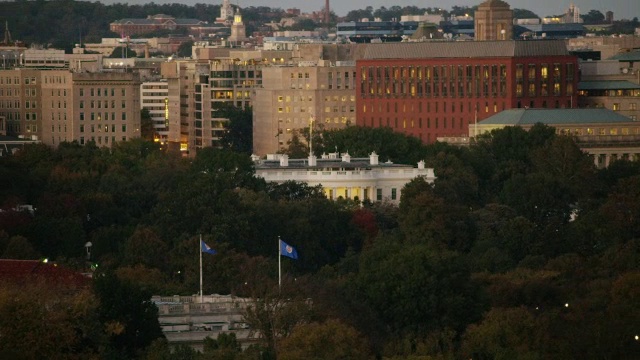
[353,239,484,337]
[243,290,313,357]
[176,40,194,57]
[278,319,372,360]
[461,307,542,360]
[94,272,164,358]
[140,108,155,141]
[1,235,39,259]
[265,181,325,201]
[203,332,242,359]
[0,281,103,359]
[219,106,253,154]
[513,8,539,19]
[582,10,605,24]
[109,46,137,58]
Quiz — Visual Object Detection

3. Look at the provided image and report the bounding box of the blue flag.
[279,240,298,260]
[201,240,216,255]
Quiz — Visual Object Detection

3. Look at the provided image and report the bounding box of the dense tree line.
[2,124,640,358]
[0,0,285,50]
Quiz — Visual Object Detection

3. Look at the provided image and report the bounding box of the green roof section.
[608,50,640,62]
[578,80,640,90]
[479,108,634,126]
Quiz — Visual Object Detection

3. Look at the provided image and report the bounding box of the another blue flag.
[201,240,216,255]
[279,240,298,260]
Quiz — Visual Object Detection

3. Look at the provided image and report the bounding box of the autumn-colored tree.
[278,319,372,360]
[0,281,103,359]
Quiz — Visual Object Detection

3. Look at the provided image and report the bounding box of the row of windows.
[0,88,19,96]
[515,63,575,81]
[560,127,640,136]
[612,103,638,111]
[579,89,640,97]
[0,111,20,120]
[324,106,356,113]
[363,116,466,130]
[0,77,21,85]
[361,76,507,98]
[362,65,506,82]
[50,89,68,97]
[79,100,127,109]
[79,88,126,97]
[210,70,262,79]
[50,112,67,121]
[515,82,573,97]
[78,112,128,121]
[43,76,67,84]
[79,136,128,145]
[278,95,315,102]
[362,100,504,114]
[76,124,128,133]
[0,100,21,109]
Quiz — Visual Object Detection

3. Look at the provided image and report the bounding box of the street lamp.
[84,241,92,260]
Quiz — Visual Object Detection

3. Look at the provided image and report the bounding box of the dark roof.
[363,40,570,60]
[478,0,511,8]
[0,260,90,288]
[112,19,156,25]
[516,23,586,33]
[479,108,634,126]
[111,18,205,26]
[578,81,640,90]
[255,157,412,170]
[608,50,640,62]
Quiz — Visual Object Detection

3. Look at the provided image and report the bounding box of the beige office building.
[253,62,357,155]
[0,68,141,147]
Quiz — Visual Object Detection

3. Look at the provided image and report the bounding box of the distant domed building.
[474,0,513,41]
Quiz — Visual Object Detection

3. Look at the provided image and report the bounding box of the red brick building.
[110,14,208,37]
[356,40,579,143]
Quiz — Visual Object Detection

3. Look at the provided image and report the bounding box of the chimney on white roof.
[418,160,425,169]
[341,152,351,163]
[279,154,289,167]
[370,152,379,165]
[308,154,317,166]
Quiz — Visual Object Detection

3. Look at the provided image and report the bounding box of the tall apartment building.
[140,80,169,142]
[356,41,578,143]
[161,55,262,155]
[0,68,141,147]
[253,62,357,155]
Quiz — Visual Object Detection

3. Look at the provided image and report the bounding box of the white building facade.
[140,80,169,142]
[253,152,436,204]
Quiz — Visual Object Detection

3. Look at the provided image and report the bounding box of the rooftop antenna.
[3,21,13,45]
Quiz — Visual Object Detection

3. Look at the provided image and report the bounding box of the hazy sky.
[106,0,640,20]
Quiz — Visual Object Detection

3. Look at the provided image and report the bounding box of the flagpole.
[278,236,281,290]
[199,234,203,304]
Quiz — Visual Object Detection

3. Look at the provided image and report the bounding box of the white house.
[253,152,436,204]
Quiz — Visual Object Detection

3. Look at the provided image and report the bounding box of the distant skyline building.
[474,0,513,41]
[110,14,208,37]
[217,0,234,23]
[227,9,247,43]
[564,2,583,24]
